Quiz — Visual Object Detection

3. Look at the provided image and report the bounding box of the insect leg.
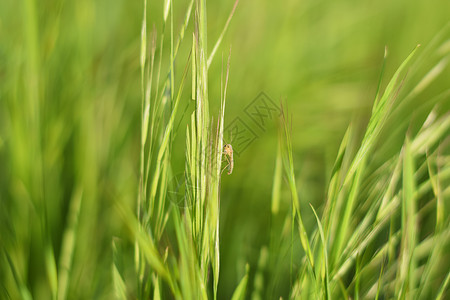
[221,155,231,175]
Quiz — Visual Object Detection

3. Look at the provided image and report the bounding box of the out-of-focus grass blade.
[115,201,174,292]
[411,111,450,155]
[408,56,448,98]
[207,0,239,68]
[427,150,443,231]
[271,139,282,215]
[4,251,32,300]
[163,0,171,23]
[140,0,147,88]
[231,264,249,300]
[373,46,388,107]
[192,33,196,100]
[45,245,58,299]
[280,104,314,270]
[251,247,268,299]
[323,123,353,254]
[375,258,385,300]
[112,238,127,300]
[172,208,204,299]
[436,270,450,300]
[354,253,361,300]
[396,136,417,298]
[142,27,156,149]
[57,187,83,300]
[415,228,448,298]
[152,275,161,300]
[310,204,330,300]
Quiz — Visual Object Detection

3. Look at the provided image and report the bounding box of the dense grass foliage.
[1,0,449,299]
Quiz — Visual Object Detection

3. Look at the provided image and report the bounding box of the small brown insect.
[222,144,234,175]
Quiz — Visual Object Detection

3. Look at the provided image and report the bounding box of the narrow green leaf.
[436,270,450,300]
[4,251,32,300]
[45,245,58,300]
[344,45,420,187]
[207,0,239,68]
[231,264,249,300]
[310,204,330,300]
[112,238,127,300]
[271,139,283,215]
[57,188,83,300]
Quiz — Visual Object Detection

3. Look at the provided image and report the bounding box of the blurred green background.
[1,0,449,298]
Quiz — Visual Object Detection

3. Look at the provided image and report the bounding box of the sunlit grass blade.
[331,154,365,268]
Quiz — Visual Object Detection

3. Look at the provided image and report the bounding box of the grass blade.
[231,264,250,300]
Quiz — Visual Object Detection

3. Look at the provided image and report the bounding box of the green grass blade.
[207,0,239,68]
[148,52,191,216]
[436,270,450,300]
[375,259,385,300]
[281,104,314,270]
[45,245,58,300]
[331,155,365,268]
[3,251,32,300]
[231,264,250,300]
[310,204,330,300]
[115,201,175,293]
[396,136,417,298]
[344,45,420,188]
[271,139,283,215]
[57,188,83,300]
[112,238,127,300]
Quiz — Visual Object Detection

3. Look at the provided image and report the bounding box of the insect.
[222,143,234,175]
